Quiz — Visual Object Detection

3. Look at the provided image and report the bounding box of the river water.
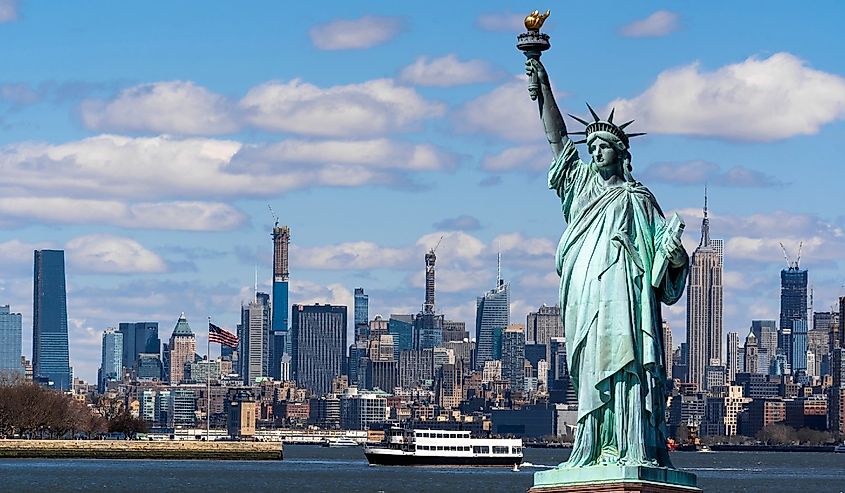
[0,445,842,492]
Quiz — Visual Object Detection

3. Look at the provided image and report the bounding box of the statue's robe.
[549,139,688,467]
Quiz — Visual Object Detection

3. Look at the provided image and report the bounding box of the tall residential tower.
[269,217,290,380]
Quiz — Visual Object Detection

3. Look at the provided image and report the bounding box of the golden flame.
[524,10,550,30]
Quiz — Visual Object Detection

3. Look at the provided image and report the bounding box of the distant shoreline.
[706,444,834,453]
[0,439,283,460]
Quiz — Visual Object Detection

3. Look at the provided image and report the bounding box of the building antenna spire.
[700,185,710,247]
[497,249,502,286]
[254,265,258,303]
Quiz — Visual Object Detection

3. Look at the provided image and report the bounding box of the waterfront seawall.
[0,440,283,460]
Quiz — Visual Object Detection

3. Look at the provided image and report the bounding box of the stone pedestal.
[530,465,701,493]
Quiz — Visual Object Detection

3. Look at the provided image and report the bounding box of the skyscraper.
[32,249,71,390]
[501,324,526,392]
[240,292,271,384]
[751,320,778,371]
[291,304,347,397]
[526,304,563,353]
[0,305,23,376]
[662,321,673,376]
[791,320,808,372]
[475,259,510,370]
[354,288,369,341]
[686,193,723,389]
[726,331,740,383]
[167,313,196,384]
[414,244,443,350]
[779,258,808,336]
[269,219,290,380]
[99,328,123,392]
[118,322,160,370]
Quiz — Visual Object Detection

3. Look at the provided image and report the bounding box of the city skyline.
[2,3,845,383]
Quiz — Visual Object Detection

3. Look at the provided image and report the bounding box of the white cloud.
[0,0,17,22]
[454,76,546,142]
[80,81,239,135]
[399,55,502,87]
[240,78,444,137]
[0,197,245,231]
[292,242,414,271]
[476,11,525,32]
[290,280,353,309]
[241,138,457,173]
[0,134,455,204]
[0,239,55,272]
[309,16,402,50]
[416,231,486,265]
[494,232,555,257]
[640,161,782,187]
[619,11,680,38]
[65,234,167,274]
[481,144,550,172]
[609,53,845,141]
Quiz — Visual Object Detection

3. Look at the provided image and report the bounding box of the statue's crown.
[568,103,645,147]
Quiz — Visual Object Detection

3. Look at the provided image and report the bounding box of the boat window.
[473,446,489,454]
[450,434,456,438]
[513,447,522,454]
[493,446,509,454]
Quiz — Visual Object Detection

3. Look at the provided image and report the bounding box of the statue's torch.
[517,10,551,101]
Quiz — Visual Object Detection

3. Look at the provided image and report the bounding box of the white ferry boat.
[364,428,523,467]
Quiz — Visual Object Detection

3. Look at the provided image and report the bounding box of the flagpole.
[207,316,211,442]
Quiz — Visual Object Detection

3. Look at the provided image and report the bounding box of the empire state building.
[685,191,724,389]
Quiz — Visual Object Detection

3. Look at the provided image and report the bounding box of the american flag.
[209,322,239,348]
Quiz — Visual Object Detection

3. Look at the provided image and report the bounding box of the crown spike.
[572,139,588,144]
[627,132,647,138]
[568,113,591,126]
[607,108,615,123]
[586,103,600,122]
[618,119,635,130]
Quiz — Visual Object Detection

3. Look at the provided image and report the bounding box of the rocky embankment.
[0,439,283,460]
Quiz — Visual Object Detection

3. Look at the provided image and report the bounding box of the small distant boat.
[697,445,713,453]
[834,444,845,453]
[322,438,359,448]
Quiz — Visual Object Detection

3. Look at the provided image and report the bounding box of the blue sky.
[1,1,844,382]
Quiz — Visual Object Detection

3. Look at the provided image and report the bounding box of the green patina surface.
[533,465,698,489]
[518,13,697,490]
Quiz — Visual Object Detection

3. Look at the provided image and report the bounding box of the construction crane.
[431,234,445,254]
[779,241,803,270]
[268,204,279,228]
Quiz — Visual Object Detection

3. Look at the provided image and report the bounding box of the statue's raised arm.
[525,58,568,157]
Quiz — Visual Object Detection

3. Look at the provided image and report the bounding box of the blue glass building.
[474,279,510,370]
[779,265,807,367]
[33,249,71,390]
[99,328,123,392]
[0,305,23,376]
[118,322,160,370]
[354,287,369,341]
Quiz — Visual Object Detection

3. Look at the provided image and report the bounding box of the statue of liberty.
[523,47,690,470]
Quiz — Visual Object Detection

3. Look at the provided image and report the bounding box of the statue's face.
[589,139,618,169]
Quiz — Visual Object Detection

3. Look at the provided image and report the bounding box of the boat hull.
[365,451,522,467]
